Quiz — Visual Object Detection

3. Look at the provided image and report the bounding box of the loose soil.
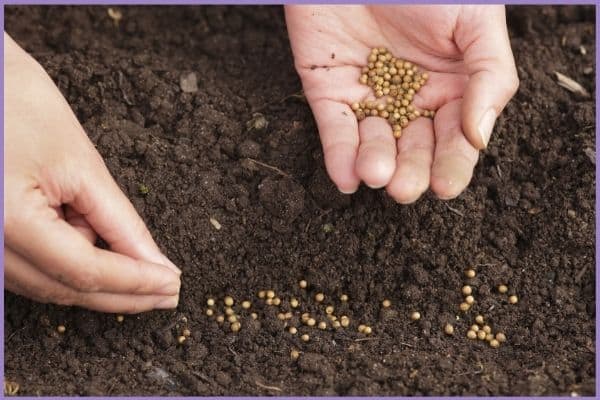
[3,5,596,396]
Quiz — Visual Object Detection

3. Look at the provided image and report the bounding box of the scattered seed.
[363,326,373,335]
[266,298,273,306]
[333,321,341,329]
[325,305,335,315]
[410,311,421,321]
[358,324,366,333]
[228,315,238,323]
[289,326,298,335]
[116,315,124,323]
[477,330,487,340]
[207,298,215,307]
[498,285,508,294]
[206,309,214,317]
[225,307,234,316]
[462,285,472,296]
[224,296,234,307]
[508,295,518,304]
[475,315,484,325]
[242,301,251,309]
[465,269,476,278]
[467,330,477,340]
[444,324,454,335]
[290,298,299,308]
[273,297,281,306]
[258,290,266,299]
[382,299,392,308]
[251,313,258,320]
[57,325,66,334]
[266,290,275,299]
[340,294,349,302]
[465,295,475,305]
[315,293,325,303]
[485,333,494,342]
[291,349,300,359]
[301,313,310,322]
[471,324,480,332]
[216,315,225,323]
[301,334,310,342]
[285,312,293,319]
[459,302,470,311]
[278,313,286,321]
[306,318,316,327]
[231,322,241,332]
[177,335,186,344]
[299,280,307,289]
[496,332,507,342]
[318,321,327,330]
[340,316,350,327]
[482,325,492,334]
[490,339,500,348]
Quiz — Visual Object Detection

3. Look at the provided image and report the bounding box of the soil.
[3,5,596,396]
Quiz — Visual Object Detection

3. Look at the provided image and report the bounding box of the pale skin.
[4,5,518,312]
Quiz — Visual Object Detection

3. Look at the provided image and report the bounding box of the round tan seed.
[363,326,372,335]
[224,296,234,307]
[410,311,421,321]
[444,324,454,335]
[216,315,225,323]
[301,334,310,342]
[471,324,480,332]
[273,297,281,306]
[57,325,66,334]
[465,269,476,278]
[266,290,275,299]
[496,333,507,342]
[477,330,487,340]
[498,285,508,294]
[116,315,124,323]
[467,330,477,339]
[490,339,500,348]
[475,315,484,325]
[318,321,327,330]
[241,300,251,309]
[465,295,475,305]
[207,298,215,306]
[290,298,299,308]
[306,318,316,327]
[228,315,237,323]
[206,309,214,317]
[182,328,191,337]
[291,349,300,359]
[231,322,241,332]
[462,285,472,296]
[340,294,349,302]
[251,313,258,320]
[289,326,298,335]
[340,316,350,327]
[177,335,186,344]
[225,307,234,316]
[258,290,266,299]
[482,325,492,334]
[382,299,391,308]
[325,306,334,314]
[508,295,518,304]
[315,293,325,303]
[459,302,470,311]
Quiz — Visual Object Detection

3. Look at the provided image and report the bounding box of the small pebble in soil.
[382,299,391,308]
[508,295,519,304]
[465,269,476,278]
[246,112,268,131]
[475,315,485,325]
[444,324,454,335]
[467,330,477,340]
[340,294,349,302]
[224,296,234,307]
[301,334,310,342]
[207,298,215,307]
[410,312,421,321]
[462,285,472,296]
[57,325,66,334]
[138,183,150,195]
[241,300,251,309]
[291,349,300,360]
[498,284,508,294]
[179,72,198,93]
[116,315,124,323]
[299,280,308,289]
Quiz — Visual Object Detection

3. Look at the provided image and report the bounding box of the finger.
[5,249,178,313]
[7,191,181,295]
[309,98,361,193]
[356,116,397,189]
[64,205,97,244]
[411,71,468,111]
[430,99,479,199]
[71,158,180,274]
[386,117,434,203]
[457,5,519,149]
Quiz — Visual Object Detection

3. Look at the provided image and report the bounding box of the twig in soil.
[445,204,465,217]
[255,381,283,392]
[575,264,588,283]
[354,337,379,342]
[246,158,291,178]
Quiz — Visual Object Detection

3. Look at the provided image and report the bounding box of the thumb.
[457,5,519,149]
[72,155,181,275]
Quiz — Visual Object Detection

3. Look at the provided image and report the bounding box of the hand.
[285,5,519,202]
[4,33,181,313]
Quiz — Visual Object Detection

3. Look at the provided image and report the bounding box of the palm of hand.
[286,5,517,202]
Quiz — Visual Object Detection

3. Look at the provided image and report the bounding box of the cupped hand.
[4,33,181,313]
[285,5,519,202]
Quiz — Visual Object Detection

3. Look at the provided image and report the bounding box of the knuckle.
[68,269,100,292]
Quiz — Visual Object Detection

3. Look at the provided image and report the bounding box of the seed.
[228,315,237,323]
[368,54,377,62]
[251,313,258,320]
[340,316,350,327]
[307,318,316,327]
[462,285,472,295]
[496,333,507,342]
[475,315,484,325]
[471,324,480,332]
[459,302,470,311]
[241,301,251,309]
[285,312,293,319]
[258,290,266,299]
[315,293,325,302]
[177,335,186,344]
[332,321,341,329]
[291,349,300,359]
[216,315,225,323]
[382,299,391,308]
[444,324,454,335]
[57,325,66,334]
[273,297,281,306]
[301,313,310,322]
[207,298,215,306]
[364,326,372,335]
[231,322,241,332]
[393,130,402,139]
[467,330,477,339]
[465,269,476,278]
[358,324,366,333]
[290,298,299,308]
[490,339,500,348]
[422,72,429,80]
[485,333,494,342]
[277,313,286,321]
[325,306,334,314]
[482,325,492,334]
[498,285,508,294]
[477,330,487,340]
[375,90,384,97]
[225,307,234,316]
[116,315,124,323]
[380,110,389,118]
[266,298,273,306]
[465,295,475,305]
[360,75,368,84]
[301,334,310,342]
[289,326,298,335]
[206,309,214,317]
[370,109,379,116]
[266,290,275,299]
[509,295,518,304]
[318,321,327,330]
[224,296,234,307]
[410,311,421,321]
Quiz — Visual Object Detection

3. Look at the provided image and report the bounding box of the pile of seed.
[351,47,435,139]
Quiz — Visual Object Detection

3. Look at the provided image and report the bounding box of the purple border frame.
[1,1,597,398]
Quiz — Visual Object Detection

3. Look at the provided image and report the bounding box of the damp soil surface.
[4,5,596,396]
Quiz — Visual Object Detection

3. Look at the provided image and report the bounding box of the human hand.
[285,5,519,202]
[4,33,181,313]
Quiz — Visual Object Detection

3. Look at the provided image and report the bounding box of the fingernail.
[478,108,497,147]
[159,279,181,296]
[155,295,179,309]
[339,187,357,195]
[161,254,182,275]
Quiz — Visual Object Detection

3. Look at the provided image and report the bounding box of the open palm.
[285,5,518,202]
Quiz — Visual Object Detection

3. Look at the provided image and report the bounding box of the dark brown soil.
[4,5,596,396]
